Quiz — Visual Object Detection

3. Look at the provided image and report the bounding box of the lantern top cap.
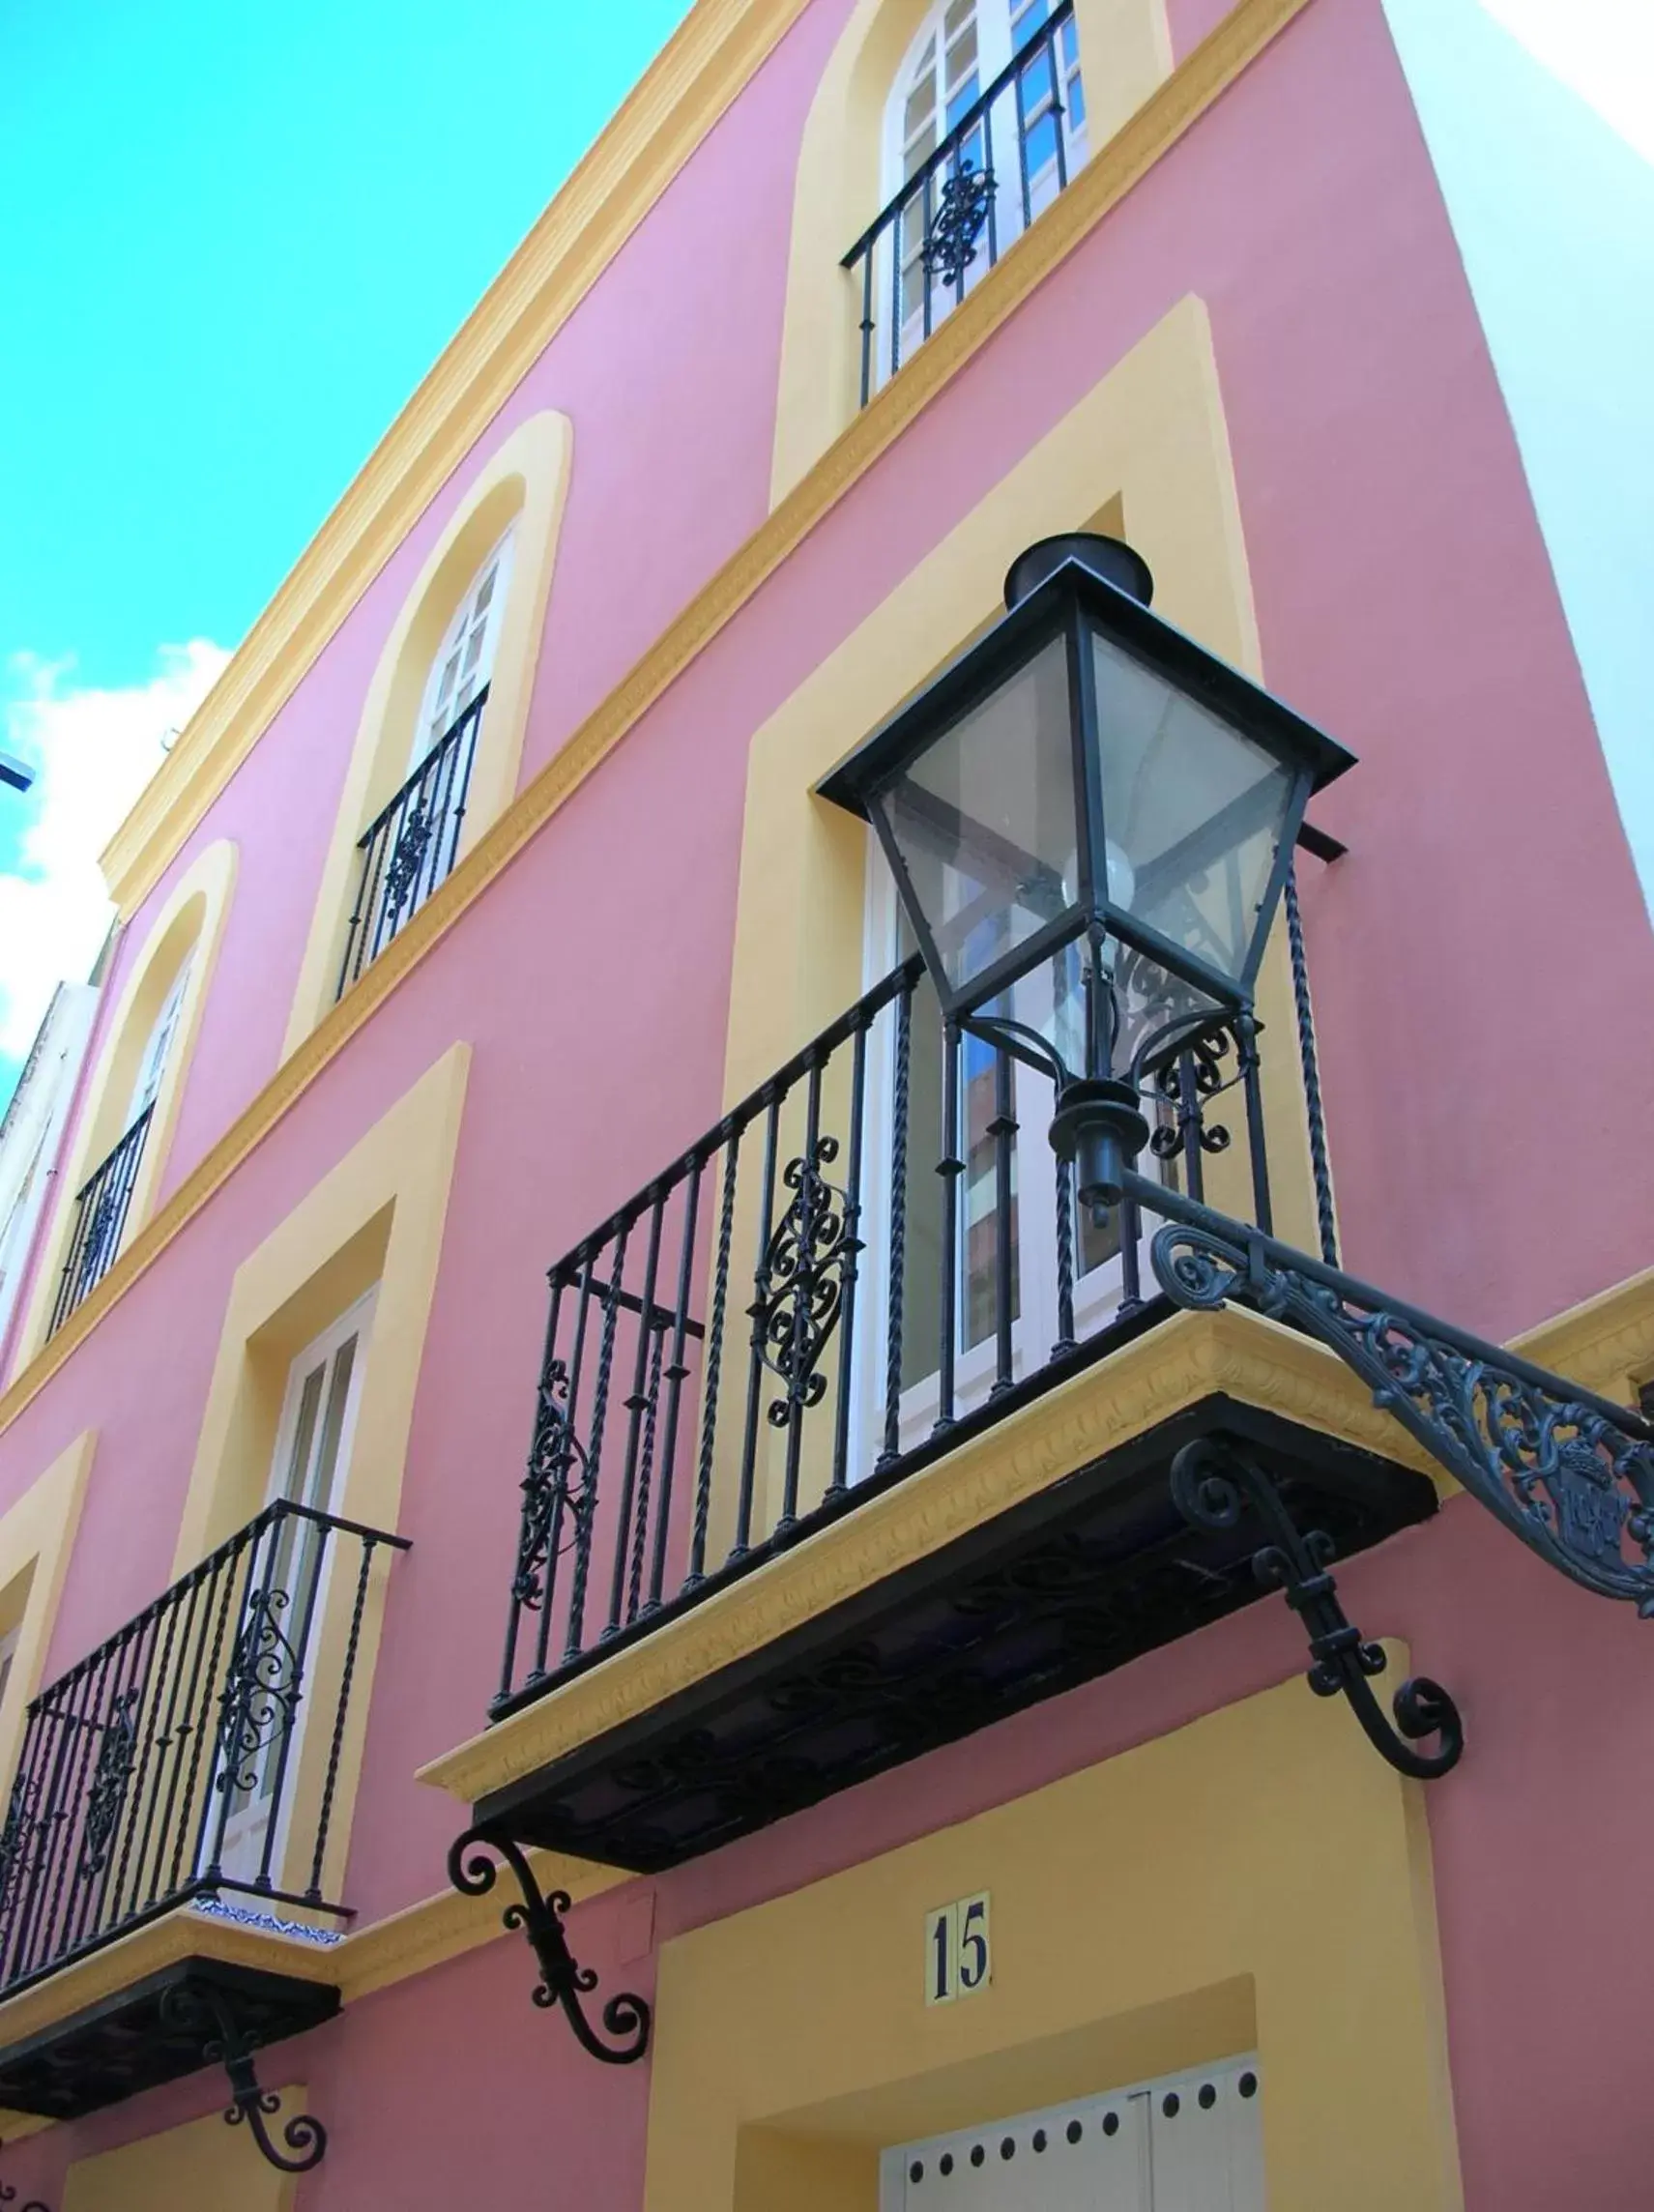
[1003,532,1153,611]
[817,534,1357,821]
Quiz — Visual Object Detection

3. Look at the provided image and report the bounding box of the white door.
[209,1292,374,1890]
[879,2057,1264,2211]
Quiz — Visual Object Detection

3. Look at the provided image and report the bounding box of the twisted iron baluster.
[1284,864,1338,1266]
[878,978,914,1470]
[307,1533,377,1902]
[686,1127,740,1588]
[648,1156,705,1611]
[566,1225,627,1662]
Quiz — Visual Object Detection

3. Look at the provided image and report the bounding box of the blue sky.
[0,0,1648,1105]
[0,0,692,1091]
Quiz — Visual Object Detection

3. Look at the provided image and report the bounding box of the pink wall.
[1,2,1650,2207]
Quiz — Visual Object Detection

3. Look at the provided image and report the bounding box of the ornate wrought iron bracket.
[1171,1437,1463,1779]
[1121,1172,1654,1615]
[448,1825,651,2065]
[157,1985,328,2173]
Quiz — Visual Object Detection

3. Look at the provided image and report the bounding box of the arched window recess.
[336,527,516,995]
[843,0,1087,403]
[46,956,192,1332]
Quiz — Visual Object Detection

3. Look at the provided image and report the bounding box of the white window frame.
[412,527,516,771]
[875,0,1088,384]
[127,955,193,1129]
[857,842,1163,1467]
[209,1289,375,1890]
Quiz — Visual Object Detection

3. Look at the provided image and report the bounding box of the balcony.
[439,890,1439,1875]
[336,685,487,997]
[843,0,1086,405]
[47,1103,154,1336]
[0,1500,406,2124]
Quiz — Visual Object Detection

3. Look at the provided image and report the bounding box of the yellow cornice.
[418,1301,1442,1811]
[3,0,1318,1443]
[99,0,814,919]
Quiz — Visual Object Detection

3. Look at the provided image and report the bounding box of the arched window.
[855,0,1088,395]
[16,840,237,1355]
[341,526,519,988]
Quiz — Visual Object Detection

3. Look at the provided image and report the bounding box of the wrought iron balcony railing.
[842,0,1085,406]
[47,1102,154,1337]
[494,883,1332,1719]
[336,685,487,998]
[0,1500,408,2000]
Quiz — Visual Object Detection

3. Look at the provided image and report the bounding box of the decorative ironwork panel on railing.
[493,913,1325,1717]
[842,1,1085,407]
[47,1103,155,1337]
[0,1501,407,1999]
[336,685,488,997]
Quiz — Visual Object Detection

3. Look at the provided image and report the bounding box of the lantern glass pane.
[1088,628,1295,987]
[873,635,1078,1000]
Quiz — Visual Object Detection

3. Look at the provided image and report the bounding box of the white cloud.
[1476,0,1654,162]
[0,642,231,1062]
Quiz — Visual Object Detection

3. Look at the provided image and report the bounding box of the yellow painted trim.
[419,1300,1441,1810]
[63,2097,307,2209]
[769,0,1175,506]
[643,1660,1463,2212]
[0,1845,621,2099]
[0,0,1312,1447]
[0,1433,96,1807]
[10,842,237,1379]
[171,1045,469,1905]
[98,0,815,923]
[329,1848,626,2004]
[1511,1264,1654,1406]
[283,411,573,1057]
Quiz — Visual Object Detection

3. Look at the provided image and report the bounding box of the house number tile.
[924,1891,990,2006]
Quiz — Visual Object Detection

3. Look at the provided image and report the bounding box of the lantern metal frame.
[818,539,1354,1101]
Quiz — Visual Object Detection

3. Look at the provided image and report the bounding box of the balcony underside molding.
[421,1304,1441,1817]
[0,1952,339,2124]
[0,1904,339,2083]
[470,1394,1436,1871]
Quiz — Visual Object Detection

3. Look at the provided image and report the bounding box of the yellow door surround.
[643,1662,1464,2212]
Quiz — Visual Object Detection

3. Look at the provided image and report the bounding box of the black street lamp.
[819,534,1353,1214]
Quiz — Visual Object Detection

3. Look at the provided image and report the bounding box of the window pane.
[280,1365,327,1505]
[309,1336,358,1511]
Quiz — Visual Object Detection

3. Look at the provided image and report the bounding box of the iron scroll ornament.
[1170,1437,1462,1780]
[921,160,995,287]
[1120,1172,1654,1615]
[157,1983,328,2173]
[448,1825,652,2064]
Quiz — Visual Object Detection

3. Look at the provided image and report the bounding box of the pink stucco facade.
[1,2,1650,2205]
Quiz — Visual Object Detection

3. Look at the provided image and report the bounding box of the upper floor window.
[846,0,1087,401]
[48,953,193,1336]
[339,527,517,994]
